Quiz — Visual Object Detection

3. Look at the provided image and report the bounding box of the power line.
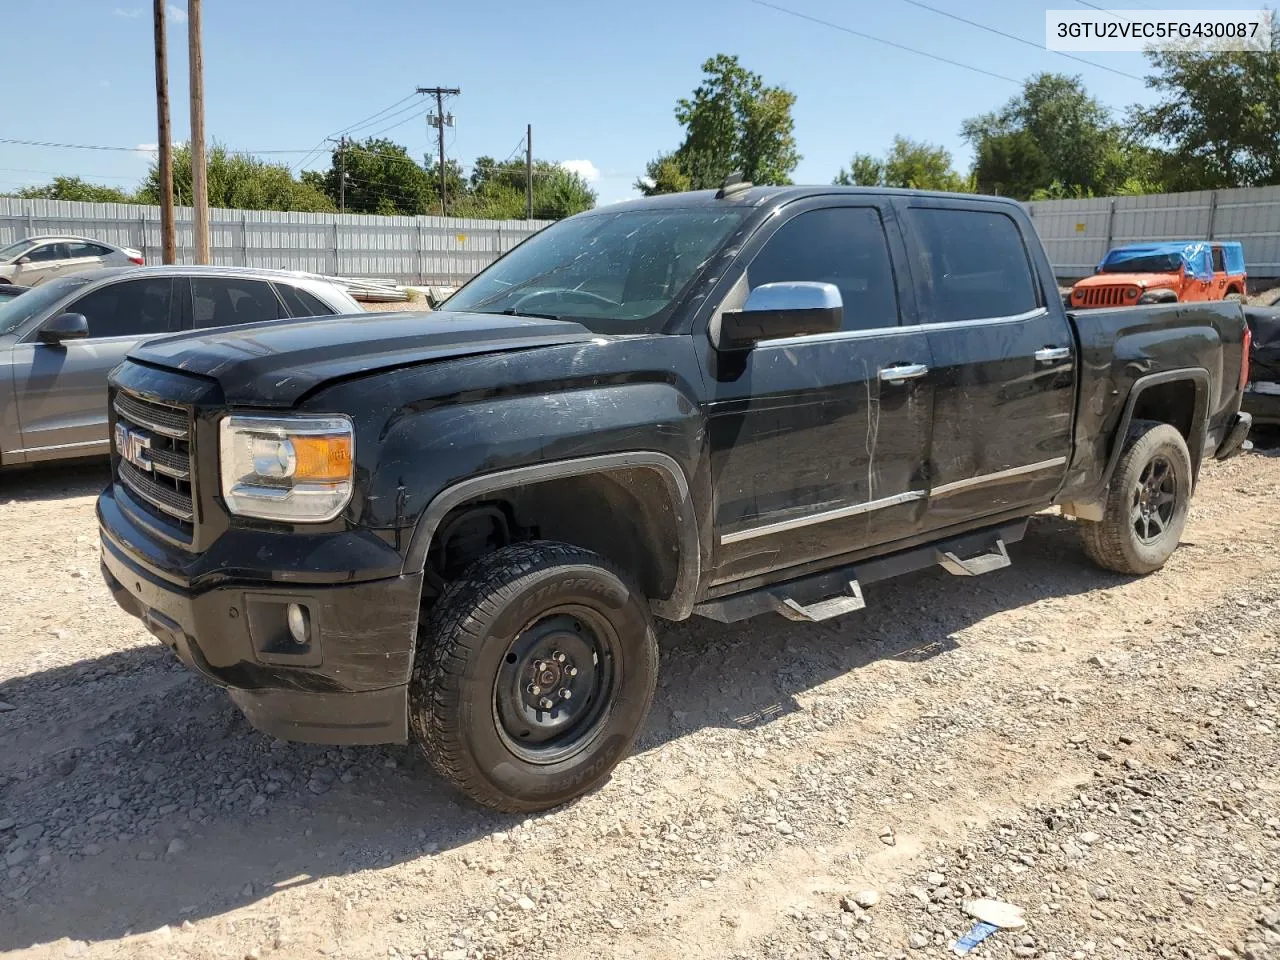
[747,0,1021,84]
[898,0,1143,80]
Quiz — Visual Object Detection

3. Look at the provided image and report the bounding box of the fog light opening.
[286,603,310,645]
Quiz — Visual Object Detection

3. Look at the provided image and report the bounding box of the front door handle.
[1034,346,1071,363]
[879,363,929,384]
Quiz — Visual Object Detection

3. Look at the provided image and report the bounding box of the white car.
[0,235,144,286]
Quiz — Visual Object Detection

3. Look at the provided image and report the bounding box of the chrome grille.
[112,389,194,529]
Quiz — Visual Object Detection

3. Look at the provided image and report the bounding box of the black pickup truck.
[97,184,1252,811]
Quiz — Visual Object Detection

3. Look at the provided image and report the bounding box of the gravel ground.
[2,439,1278,960]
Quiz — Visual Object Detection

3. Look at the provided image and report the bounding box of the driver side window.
[26,243,66,263]
[63,278,176,338]
[748,207,900,331]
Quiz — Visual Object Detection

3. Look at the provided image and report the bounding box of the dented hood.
[127,310,596,406]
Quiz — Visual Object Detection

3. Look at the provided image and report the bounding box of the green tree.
[638,54,800,195]
[138,144,333,212]
[456,157,595,220]
[1132,23,1280,190]
[962,73,1145,199]
[835,137,968,191]
[315,138,432,215]
[12,176,136,203]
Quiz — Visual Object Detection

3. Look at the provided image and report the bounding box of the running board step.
[692,518,1029,624]
[936,537,1011,577]
[769,580,865,622]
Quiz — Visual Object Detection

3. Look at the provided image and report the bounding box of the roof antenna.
[715,172,753,199]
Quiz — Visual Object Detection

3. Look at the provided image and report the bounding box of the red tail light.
[128,255,145,266]
[1241,324,1252,389]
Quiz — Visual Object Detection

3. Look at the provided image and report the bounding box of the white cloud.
[113,7,143,17]
[167,2,187,22]
[559,159,601,183]
[135,143,159,162]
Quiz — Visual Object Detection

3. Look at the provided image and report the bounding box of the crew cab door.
[699,198,935,587]
[897,200,1075,530]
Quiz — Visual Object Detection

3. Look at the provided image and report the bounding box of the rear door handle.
[879,363,929,383]
[1034,347,1071,363]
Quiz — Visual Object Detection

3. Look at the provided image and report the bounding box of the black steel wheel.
[1081,421,1192,575]
[409,541,658,812]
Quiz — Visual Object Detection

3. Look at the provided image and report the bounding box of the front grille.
[1081,285,1133,307]
[112,389,194,530]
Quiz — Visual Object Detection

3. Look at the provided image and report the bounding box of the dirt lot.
[2,441,1279,960]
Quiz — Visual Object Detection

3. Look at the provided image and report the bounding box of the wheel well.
[1129,379,1197,444]
[423,468,682,608]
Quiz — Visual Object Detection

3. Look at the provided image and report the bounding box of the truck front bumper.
[98,493,421,746]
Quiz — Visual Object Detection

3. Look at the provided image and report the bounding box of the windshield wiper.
[498,308,562,321]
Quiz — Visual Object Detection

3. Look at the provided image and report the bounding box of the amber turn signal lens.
[290,434,353,483]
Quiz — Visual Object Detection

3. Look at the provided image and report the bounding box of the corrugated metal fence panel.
[0,198,550,285]
[1028,185,1280,279]
[1026,197,1112,277]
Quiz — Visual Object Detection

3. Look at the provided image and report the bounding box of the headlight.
[219,415,354,522]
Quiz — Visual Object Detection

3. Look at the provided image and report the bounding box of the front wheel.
[409,541,658,812]
[1079,421,1193,575]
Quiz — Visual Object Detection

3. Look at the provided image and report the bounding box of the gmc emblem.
[114,422,153,473]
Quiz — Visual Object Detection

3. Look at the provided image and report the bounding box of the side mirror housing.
[39,312,90,344]
[15,255,31,266]
[717,281,843,350]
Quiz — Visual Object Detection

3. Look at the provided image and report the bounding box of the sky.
[0,0,1248,206]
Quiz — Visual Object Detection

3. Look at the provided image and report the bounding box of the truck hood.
[1075,272,1177,290]
[128,310,597,406]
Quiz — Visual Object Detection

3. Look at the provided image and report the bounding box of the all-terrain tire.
[1080,420,1193,575]
[409,541,658,812]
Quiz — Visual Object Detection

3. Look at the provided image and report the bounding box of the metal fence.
[0,198,552,285]
[1027,185,1280,280]
[6,187,1280,285]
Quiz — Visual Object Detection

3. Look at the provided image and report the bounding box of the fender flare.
[1099,368,1211,494]
[403,451,701,620]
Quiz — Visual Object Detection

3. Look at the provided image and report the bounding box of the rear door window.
[1212,246,1226,273]
[908,208,1040,323]
[191,277,285,328]
[63,277,176,338]
[275,283,338,318]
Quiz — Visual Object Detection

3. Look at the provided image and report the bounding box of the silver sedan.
[0,235,144,286]
[0,265,361,465]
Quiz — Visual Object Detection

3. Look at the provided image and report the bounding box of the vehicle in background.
[0,266,360,465]
[96,184,1251,813]
[0,283,31,303]
[0,235,145,287]
[1244,304,1280,427]
[1069,241,1247,309]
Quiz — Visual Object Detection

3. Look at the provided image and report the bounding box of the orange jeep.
[1070,241,1247,309]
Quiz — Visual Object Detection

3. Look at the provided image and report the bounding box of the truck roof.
[591,185,1025,214]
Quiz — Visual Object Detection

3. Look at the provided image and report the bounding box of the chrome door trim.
[931,457,1067,498]
[752,306,1050,349]
[719,489,926,545]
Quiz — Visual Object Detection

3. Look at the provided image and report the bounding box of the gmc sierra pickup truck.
[97,183,1252,812]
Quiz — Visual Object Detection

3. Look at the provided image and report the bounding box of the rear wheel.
[1226,291,1245,303]
[409,541,658,812]
[1080,421,1192,575]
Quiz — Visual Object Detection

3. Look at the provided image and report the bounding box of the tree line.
[5,141,598,220]
[641,26,1280,200]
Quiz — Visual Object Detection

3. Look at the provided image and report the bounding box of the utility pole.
[188,0,210,264]
[417,86,459,216]
[337,136,347,214]
[152,0,175,263]
[526,124,533,221]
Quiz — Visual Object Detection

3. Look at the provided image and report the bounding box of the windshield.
[0,238,39,264]
[0,276,91,335]
[1100,253,1182,274]
[445,207,748,334]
